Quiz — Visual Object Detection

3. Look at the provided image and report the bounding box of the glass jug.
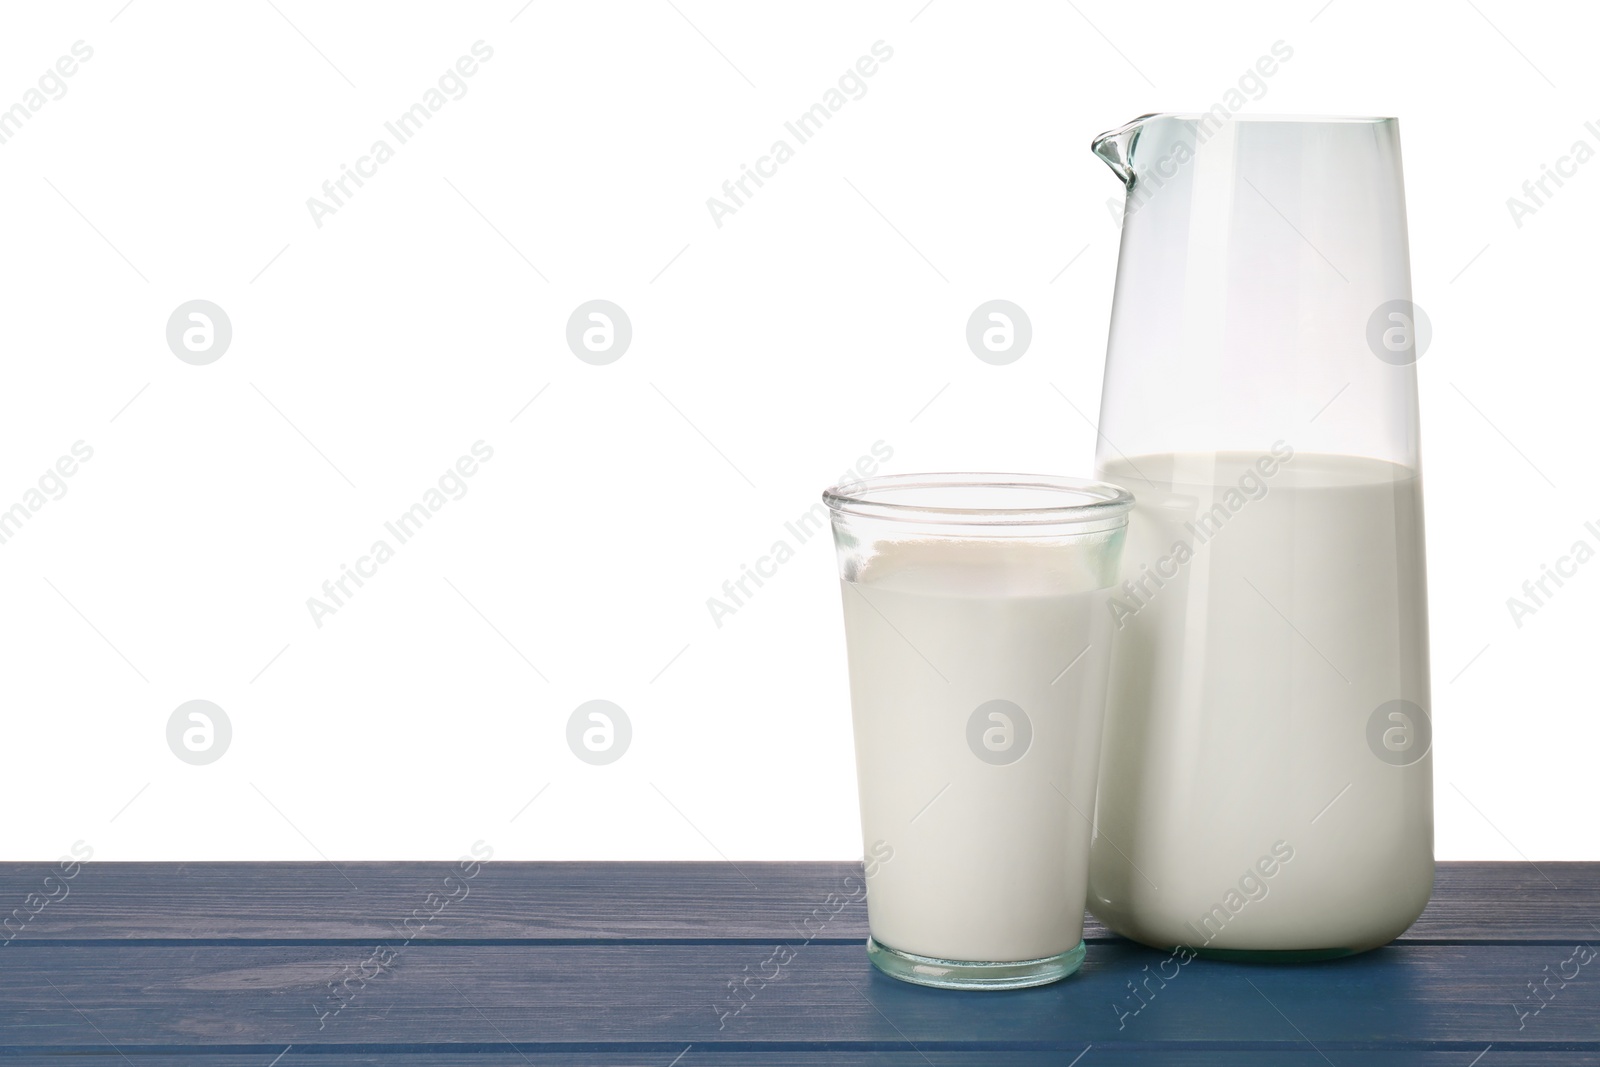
[1088,114,1433,956]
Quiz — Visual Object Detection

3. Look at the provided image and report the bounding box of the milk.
[1090,451,1434,953]
[840,538,1115,963]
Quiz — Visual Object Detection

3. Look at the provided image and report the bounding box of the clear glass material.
[824,474,1131,989]
[1088,115,1433,956]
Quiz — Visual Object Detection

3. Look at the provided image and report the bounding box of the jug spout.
[1091,115,1154,188]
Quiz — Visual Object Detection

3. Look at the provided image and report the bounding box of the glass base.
[866,936,1086,990]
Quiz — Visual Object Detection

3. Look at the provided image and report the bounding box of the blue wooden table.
[1,861,1595,1064]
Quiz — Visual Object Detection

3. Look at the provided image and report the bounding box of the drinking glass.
[823,474,1131,988]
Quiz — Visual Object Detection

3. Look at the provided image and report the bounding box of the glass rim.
[822,472,1133,528]
[1135,112,1396,125]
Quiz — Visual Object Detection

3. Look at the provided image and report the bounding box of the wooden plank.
[0,1055,1590,1066]
[1,942,1596,1049]
[0,1055,1593,1066]
[1401,863,1600,942]
[1,861,1594,943]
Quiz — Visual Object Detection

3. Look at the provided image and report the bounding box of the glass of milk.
[823,473,1132,989]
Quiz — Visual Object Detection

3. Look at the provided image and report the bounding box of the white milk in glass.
[1090,450,1433,953]
[841,539,1115,963]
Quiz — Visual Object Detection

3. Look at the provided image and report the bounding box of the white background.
[1,0,1593,862]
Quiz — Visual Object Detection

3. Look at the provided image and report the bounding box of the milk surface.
[841,538,1115,963]
[1091,451,1433,952]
